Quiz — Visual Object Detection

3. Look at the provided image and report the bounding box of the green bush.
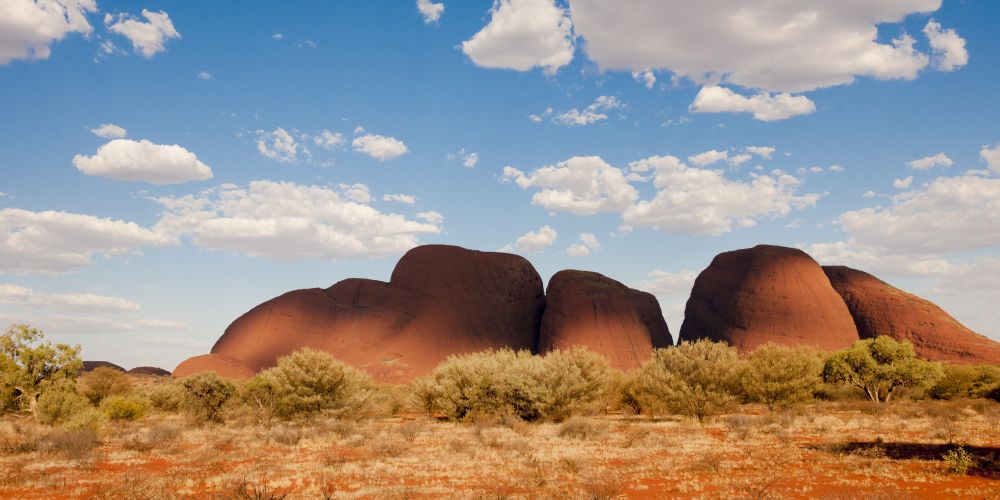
[413,347,613,422]
[100,395,149,421]
[632,340,742,421]
[928,364,1000,400]
[79,366,132,405]
[144,383,185,412]
[179,372,236,424]
[1,324,82,414]
[35,388,91,426]
[250,348,376,420]
[740,343,823,409]
[823,336,943,403]
[942,446,974,475]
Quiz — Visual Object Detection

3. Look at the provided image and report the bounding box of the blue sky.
[2,0,999,369]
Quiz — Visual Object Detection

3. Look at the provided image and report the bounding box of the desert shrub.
[100,394,149,421]
[42,427,99,461]
[144,383,185,412]
[942,446,974,475]
[823,337,943,403]
[250,348,376,420]
[928,364,1000,400]
[632,340,742,421]
[179,372,236,424]
[79,366,132,405]
[412,347,613,422]
[35,388,90,426]
[740,343,823,409]
[0,324,82,414]
[557,417,607,440]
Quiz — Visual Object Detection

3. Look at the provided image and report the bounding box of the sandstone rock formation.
[127,366,171,377]
[823,266,1000,364]
[173,245,545,382]
[678,245,859,351]
[81,361,125,373]
[539,270,672,369]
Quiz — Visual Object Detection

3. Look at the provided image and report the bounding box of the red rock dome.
[539,270,672,369]
[823,265,1000,364]
[678,245,859,351]
[173,245,545,382]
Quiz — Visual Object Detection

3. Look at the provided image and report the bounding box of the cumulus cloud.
[383,194,416,205]
[340,183,372,204]
[90,123,127,139]
[552,95,624,126]
[502,225,557,254]
[689,86,816,121]
[0,0,96,65]
[893,176,914,189]
[745,146,776,159]
[73,139,212,185]
[981,144,1000,173]
[569,0,946,93]
[416,0,444,24]
[352,134,409,161]
[153,180,441,260]
[0,208,171,274]
[502,156,639,215]
[197,71,212,80]
[622,155,821,236]
[688,149,728,167]
[447,149,479,168]
[0,284,140,312]
[313,129,345,150]
[923,19,968,71]
[256,127,299,164]
[105,9,181,58]
[907,152,952,170]
[565,232,600,257]
[461,0,574,74]
[632,69,656,89]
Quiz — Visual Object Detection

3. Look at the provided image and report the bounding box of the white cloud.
[313,129,344,150]
[0,208,171,274]
[569,0,942,93]
[153,180,441,260]
[197,71,212,80]
[553,95,624,126]
[339,183,372,204]
[689,85,815,121]
[383,194,416,205]
[923,19,968,71]
[565,232,600,257]
[632,69,656,89]
[256,127,299,163]
[863,190,877,198]
[622,155,820,236]
[105,9,180,59]
[352,134,409,161]
[828,165,845,173]
[728,154,751,167]
[981,144,1000,173]
[838,174,1000,254]
[0,284,140,312]
[72,139,212,185]
[0,0,96,65]
[529,107,553,123]
[745,146,775,159]
[272,33,283,40]
[448,149,480,168]
[907,152,952,170]
[893,176,913,189]
[688,149,728,167]
[90,123,126,139]
[135,319,188,331]
[461,0,574,75]
[502,156,638,215]
[416,0,444,24]
[503,225,557,254]
[416,211,443,225]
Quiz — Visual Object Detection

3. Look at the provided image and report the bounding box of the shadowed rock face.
[82,361,125,373]
[539,270,673,369]
[173,354,255,379]
[678,245,859,351]
[172,245,545,382]
[823,266,1000,364]
[127,366,171,377]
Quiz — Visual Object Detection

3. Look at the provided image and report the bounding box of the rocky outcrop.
[678,245,859,351]
[81,361,125,373]
[823,266,1000,364]
[538,270,672,369]
[127,366,171,377]
[173,245,545,382]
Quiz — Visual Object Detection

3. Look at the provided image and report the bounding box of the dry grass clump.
[557,416,608,440]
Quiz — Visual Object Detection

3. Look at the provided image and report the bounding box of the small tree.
[79,366,133,405]
[633,340,742,421]
[542,347,613,421]
[255,348,376,420]
[0,324,82,414]
[740,343,823,409]
[179,372,236,423]
[822,336,942,403]
[928,363,1000,400]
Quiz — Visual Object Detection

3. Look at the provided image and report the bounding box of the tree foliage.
[740,343,823,409]
[178,372,236,423]
[79,366,133,405]
[928,363,1000,400]
[632,340,742,421]
[0,324,82,414]
[822,336,942,403]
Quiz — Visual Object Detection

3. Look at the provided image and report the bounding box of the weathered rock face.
[82,361,125,373]
[539,270,672,369]
[172,354,255,379]
[678,245,860,351]
[173,245,545,382]
[823,266,1000,364]
[127,366,171,377]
